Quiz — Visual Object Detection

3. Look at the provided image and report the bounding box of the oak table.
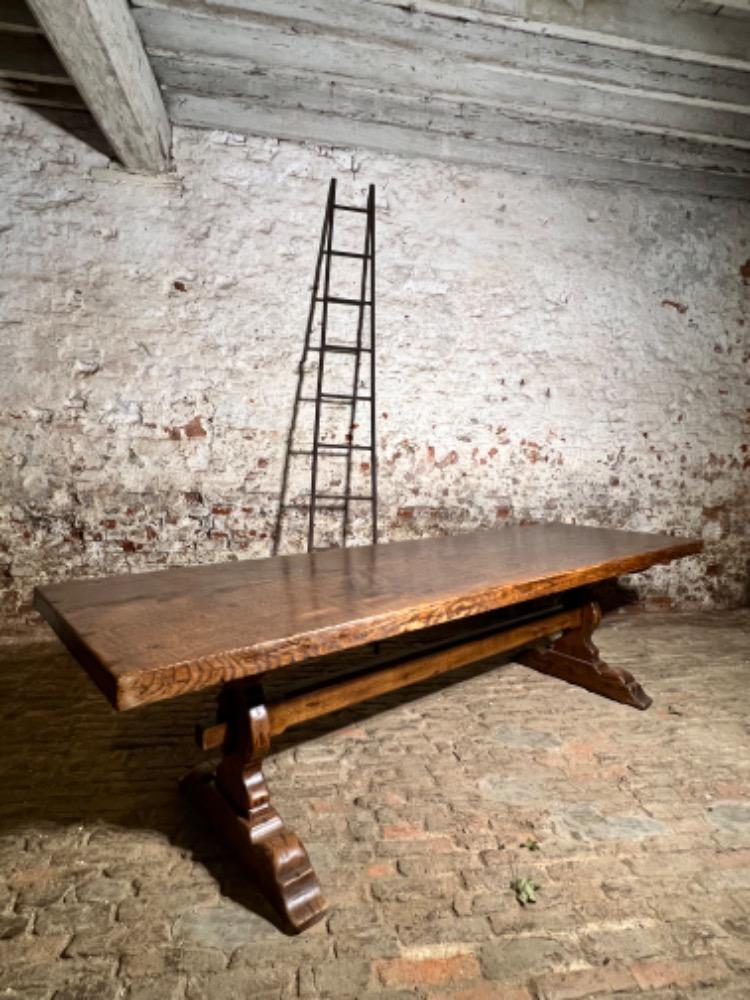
[34,523,701,932]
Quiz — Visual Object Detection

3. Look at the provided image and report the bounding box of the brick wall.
[1,103,747,625]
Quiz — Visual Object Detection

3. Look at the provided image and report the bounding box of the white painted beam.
[132,0,750,69]
[130,0,750,197]
[169,90,750,200]
[133,0,750,106]
[682,1,750,12]
[134,7,750,144]
[27,0,171,171]
[158,57,750,175]
[369,0,750,69]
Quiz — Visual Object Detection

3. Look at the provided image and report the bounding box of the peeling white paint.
[0,104,747,624]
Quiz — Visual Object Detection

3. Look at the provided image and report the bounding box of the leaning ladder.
[277,178,378,552]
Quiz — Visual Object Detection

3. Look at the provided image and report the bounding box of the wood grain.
[34,523,702,711]
[183,684,325,932]
[130,0,750,199]
[518,601,652,710]
[26,0,170,172]
[185,593,655,931]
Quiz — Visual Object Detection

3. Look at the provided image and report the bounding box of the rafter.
[27,0,170,172]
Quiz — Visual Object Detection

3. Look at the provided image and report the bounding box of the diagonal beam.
[26,0,170,172]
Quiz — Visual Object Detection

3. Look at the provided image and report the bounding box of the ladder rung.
[316,296,372,306]
[315,442,372,451]
[327,250,370,260]
[289,446,372,457]
[335,203,367,213]
[299,394,372,404]
[308,345,372,355]
[315,494,373,501]
[286,502,351,513]
[323,392,372,401]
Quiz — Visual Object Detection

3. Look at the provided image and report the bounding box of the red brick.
[308,799,348,814]
[375,953,480,987]
[382,824,427,840]
[183,416,206,438]
[715,848,750,868]
[340,726,367,740]
[380,825,455,852]
[367,863,395,878]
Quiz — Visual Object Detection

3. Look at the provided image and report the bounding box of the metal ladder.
[274,178,378,553]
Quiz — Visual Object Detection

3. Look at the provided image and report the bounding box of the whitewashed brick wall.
[1,103,747,623]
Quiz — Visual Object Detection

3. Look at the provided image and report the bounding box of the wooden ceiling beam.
[26,0,171,172]
[369,0,750,69]
[130,0,750,197]
[131,0,750,69]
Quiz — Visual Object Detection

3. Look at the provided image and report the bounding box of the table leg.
[181,682,326,932]
[517,600,652,710]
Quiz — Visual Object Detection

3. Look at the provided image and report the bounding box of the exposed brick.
[313,958,372,994]
[10,868,69,908]
[1,104,748,629]
[480,937,569,981]
[125,977,184,1000]
[0,933,68,967]
[64,928,130,959]
[0,914,28,940]
[53,978,120,1000]
[376,953,481,987]
[185,967,293,999]
[1,602,749,999]
[368,863,397,878]
[427,986,533,1000]
[533,964,638,999]
[381,824,432,840]
[630,955,731,991]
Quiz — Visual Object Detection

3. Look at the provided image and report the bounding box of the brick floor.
[0,609,748,999]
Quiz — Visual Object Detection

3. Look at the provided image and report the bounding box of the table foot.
[184,684,326,933]
[517,601,652,710]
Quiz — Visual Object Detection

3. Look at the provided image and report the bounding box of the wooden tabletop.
[34,523,701,710]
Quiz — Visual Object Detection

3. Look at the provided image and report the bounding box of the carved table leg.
[181,683,326,932]
[517,601,652,710]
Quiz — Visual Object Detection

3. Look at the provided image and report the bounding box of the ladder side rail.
[308,180,337,551]
[341,192,373,545]
[367,184,378,544]
[302,179,335,363]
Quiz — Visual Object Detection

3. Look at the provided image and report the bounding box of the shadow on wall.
[14,101,113,160]
[271,346,308,557]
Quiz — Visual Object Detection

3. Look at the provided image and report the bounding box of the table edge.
[93,536,703,711]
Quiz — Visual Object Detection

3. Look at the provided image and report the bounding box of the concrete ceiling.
[2,0,750,198]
